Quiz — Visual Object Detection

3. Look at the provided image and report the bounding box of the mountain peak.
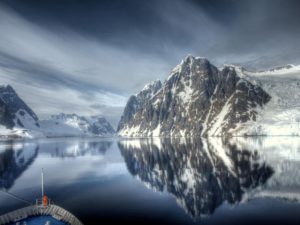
[183,54,208,62]
[137,79,162,100]
[168,55,213,82]
[180,55,210,69]
[141,79,162,92]
[0,84,17,94]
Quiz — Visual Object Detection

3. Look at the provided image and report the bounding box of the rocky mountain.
[0,85,40,130]
[40,113,115,137]
[118,55,271,137]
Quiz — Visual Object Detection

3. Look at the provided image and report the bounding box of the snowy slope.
[40,113,115,137]
[0,112,115,139]
[232,64,300,136]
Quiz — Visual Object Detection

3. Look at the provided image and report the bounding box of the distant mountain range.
[0,85,115,139]
[2,54,300,138]
[118,55,300,137]
[40,113,115,137]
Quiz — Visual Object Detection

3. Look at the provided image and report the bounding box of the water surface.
[0,137,300,225]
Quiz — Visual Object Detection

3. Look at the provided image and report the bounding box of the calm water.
[1,137,300,225]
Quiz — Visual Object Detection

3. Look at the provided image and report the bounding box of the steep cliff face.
[118,56,270,137]
[0,85,40,130]
[117,80,162,133]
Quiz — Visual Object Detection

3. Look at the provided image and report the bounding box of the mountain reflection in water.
[1,137,300,225]
[0,142,39,190]
[0,139,113,190]
[118,138,274,218]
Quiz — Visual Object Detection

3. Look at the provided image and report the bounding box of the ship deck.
[0,204,83,225]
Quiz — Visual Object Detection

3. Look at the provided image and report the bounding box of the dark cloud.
[206,0,300,60]
[3,0,300,59]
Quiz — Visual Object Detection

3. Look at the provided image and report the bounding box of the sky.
[0,0,299,127]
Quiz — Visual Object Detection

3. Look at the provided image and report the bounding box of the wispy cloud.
[0,4,172,125]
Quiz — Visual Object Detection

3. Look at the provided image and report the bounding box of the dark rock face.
[117,80,162,132]
[0,85,39,129]
[118,138,273,218]
[118,56,271,137]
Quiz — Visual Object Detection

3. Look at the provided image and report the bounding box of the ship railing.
[35,198,52,207]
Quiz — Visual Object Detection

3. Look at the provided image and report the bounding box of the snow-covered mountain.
[0,85,115,138]
[0,85,39,129]
[0,85,42,138]
[40,113,115,137]
[233,64,300,136]
[118,55,271,137]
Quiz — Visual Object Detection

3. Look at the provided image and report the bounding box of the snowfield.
[232,65,300,136]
